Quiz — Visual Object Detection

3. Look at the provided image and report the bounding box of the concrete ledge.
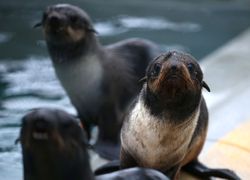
[198,28,250,179]
[202,120,250,179]
[201,27,250,148]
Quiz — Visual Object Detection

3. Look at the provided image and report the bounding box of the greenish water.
[0,0,250,179]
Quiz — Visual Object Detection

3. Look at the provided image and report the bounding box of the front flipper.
[94,105,122,160]
[182,160,240,180]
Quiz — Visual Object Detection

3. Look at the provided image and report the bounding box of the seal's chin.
[47,25,66,34]
[162,78,187,98]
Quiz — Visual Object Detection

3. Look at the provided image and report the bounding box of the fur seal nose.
[48,14,64,28]
[34,119,48,132]
[171,64,177,71]
[169,63,180,73]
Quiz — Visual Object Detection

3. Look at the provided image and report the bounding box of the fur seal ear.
[33,22,43,28]
[87,27,98,34]
[15,138,20,145]
[202,81,210,92]
[138,76,147,83]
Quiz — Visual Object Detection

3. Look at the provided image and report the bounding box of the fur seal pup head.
[142,51,210,120]
[20,108,94,180]
[35,4,97,61]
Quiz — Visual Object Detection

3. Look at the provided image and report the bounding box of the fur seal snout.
[121,51,240,180]
[35,4,160,160]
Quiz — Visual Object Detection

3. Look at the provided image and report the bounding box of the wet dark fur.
[36,4,160,159]
[19,108,169,180]
[120,51,240,180]
[20,108,94,180]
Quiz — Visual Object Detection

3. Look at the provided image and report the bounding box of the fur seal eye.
[151,63,162,77]
[187,63,194,73]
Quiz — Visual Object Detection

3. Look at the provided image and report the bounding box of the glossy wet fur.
[20,108,94,180]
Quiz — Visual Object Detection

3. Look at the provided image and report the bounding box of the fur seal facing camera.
[20,108,93,180]
[34,4,160,159]
[120,51,240,180]
[19,108,169,180]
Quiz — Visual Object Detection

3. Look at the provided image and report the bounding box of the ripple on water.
[94,21,128,36]
[0,150,22,180]
[0,127,22,180]
[0,33,12,44]
[1,57,76,115]
[3,58,64,98]
[95,16,201,36]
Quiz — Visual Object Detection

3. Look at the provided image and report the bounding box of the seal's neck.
[142,85,201,122]
[47,34,101,64]
[22,147,95,180]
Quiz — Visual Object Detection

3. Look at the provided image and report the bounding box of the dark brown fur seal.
[20,108,93,180]
[19,108,169,180]
[120,51,240,180]
[34,4,160,159]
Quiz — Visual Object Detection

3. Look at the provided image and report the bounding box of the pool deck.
[202,27,250,146]
[199,27,250,179]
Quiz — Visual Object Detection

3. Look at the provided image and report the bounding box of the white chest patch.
[121,97,200,170]
[54,55,103,109]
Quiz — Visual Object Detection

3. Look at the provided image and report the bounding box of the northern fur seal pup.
[120,51,240,180]
[19,108,169,180]
[34,4,159,159]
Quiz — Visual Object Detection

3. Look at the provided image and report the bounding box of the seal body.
[120,51,210,179]
[37,4,159,159]
[19,108,169,180]
[121,52,240,180]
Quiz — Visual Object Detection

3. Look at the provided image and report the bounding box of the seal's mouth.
[32,131,49,140]
[30,120,51,141]
[165,73,184,81]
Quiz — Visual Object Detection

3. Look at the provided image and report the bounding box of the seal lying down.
[120,51,240,180]
[34,4,160,160]
[19,108,169,180]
